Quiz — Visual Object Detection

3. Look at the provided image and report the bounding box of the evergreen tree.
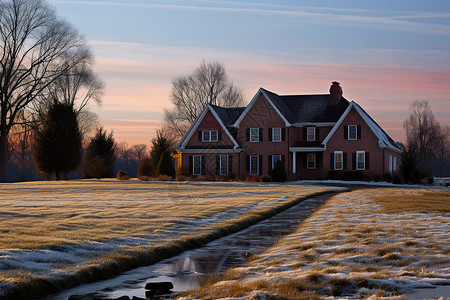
[82,128,116,178]
[156,151,175,177]
[271,160,287,182]
[33,102,82,180]
[137,158,153,179]
[150,130,174,173]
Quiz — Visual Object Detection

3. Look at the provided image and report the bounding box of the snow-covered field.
[185,187,450,299]
[0,179,336,297]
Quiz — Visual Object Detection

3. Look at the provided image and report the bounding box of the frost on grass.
[187,188,450,299]
[0,180,337,295]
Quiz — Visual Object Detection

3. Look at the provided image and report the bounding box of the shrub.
[259,175,272,182]
[82,128,116,179]
[392,173,402,184]
[245,175,260,182]
[383,173,392,182]
[271,160,287,182]
[138,158,153,179]
[156,175,172,181]
[117,170,130,180]
[156,151,175,177]
[176,175,189,181]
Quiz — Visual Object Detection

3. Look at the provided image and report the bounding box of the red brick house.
[174,82,402,181]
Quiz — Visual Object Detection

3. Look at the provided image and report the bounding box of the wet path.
[48,192,337,300]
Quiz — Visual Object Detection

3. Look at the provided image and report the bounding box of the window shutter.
[343,153,347,170]
[365,152,370,169]
[259,155,263,175]
[218,131,222,141]
[282,128,286,141]
[303,128,307,140]
[198,131,202,141]
[269,128,272,142]
[316,153,320,168]
[344,126,348,139]
[352,152,356,170]
[201,156,205,175]
[246,128,250,141]
[246,155,250,171]
[228,155,233,173]
[357,125,361,139]
[304,153,307,169]
[268,155,272,174]
[281,155,285,163]
[330,153,334,169]
[259,128,263,142]
[189,155,193,175]
[216,155,220,175]
[316,128,319,140]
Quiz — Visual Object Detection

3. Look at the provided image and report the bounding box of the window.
[389,155,397,174]
[193,155,202,175]
[334,151,343,170]
[307,153,316,169]
[272,154,282,169]
[250,154,259,175]
[250,128,259,142]
[348,125,357,140]
[356,150,365,170]
[202,130,218,142]
[272,128,282,142]
[219,155,229,175]
[307,127,316,141]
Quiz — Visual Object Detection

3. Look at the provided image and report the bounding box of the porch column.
[292,151,296,174]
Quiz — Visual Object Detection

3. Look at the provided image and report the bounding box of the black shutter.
[357,125,361,139]
[352,152,356,170]
[282,128,286,141]
[198,131,202,141]
[246,155,250,171]
[228,155,233,173]
[316,127,319,141]
[259,128,263,142]
[365,152,370,169]
[316,153,320,168]
[218,131,222,141]
[269,128,272,142]
[304,153,308,169]
[344,126,348,139]
[201,156,205,175]
[216,155,220,175]
[303,127,307,140]
[189,155,193,175]
[246,128,250,141]
[259,155,263,175]
[343,153,347,170]
[330,153,334,169]
[268,155,272,174]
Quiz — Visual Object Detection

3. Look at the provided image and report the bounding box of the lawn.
[0,179,338,299]
[184,187,450,299]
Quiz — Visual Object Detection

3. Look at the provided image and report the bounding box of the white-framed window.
[193,155,202,175]
[202,130,218,142]
[250,154,259,175]
[272,128,282,142]
[393,156,397,172]
[356,150,365,170]
[307,127,316,141]
[348,125,357,140]
[219,155,229,175]
[307,153,316,169]
[250,128,259,142]
[272,154,282,169]
[389,155,397,174]
[334,151,343,170]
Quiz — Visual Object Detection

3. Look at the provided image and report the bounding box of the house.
[174,82,402,181]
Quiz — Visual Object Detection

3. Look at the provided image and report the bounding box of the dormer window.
[307,127,316,141]
[202,130,218,142]
[348,125,357,140]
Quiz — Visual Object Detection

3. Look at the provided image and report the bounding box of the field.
[184,187,450,299]
[0,180,338,298]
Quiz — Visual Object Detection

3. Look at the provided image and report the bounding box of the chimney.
[329,81,343,103]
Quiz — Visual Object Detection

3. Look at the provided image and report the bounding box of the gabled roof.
[233,87,350,127]
[176,104,244,150]
[322,101,402,153]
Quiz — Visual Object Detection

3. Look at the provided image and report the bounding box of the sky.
[48,0,450,145]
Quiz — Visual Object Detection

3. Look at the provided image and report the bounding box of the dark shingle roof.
[261,88,349,123]
[210,105,246,126]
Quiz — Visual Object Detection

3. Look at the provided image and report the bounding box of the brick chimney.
[329,81,342,103]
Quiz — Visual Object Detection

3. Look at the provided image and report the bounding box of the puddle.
[47,193,334,299]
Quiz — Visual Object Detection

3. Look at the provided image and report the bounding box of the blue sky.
[49,0,450,144]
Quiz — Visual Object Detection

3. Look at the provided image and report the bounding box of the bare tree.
[132,144,149,162]
[116,141,136,169]
[0,0,92,182]
[433,125,450,176]
[403,100,441,169]
[164,61,245,139]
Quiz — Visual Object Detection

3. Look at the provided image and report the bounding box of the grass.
[0,180,338,300]
[184,187,450,299]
